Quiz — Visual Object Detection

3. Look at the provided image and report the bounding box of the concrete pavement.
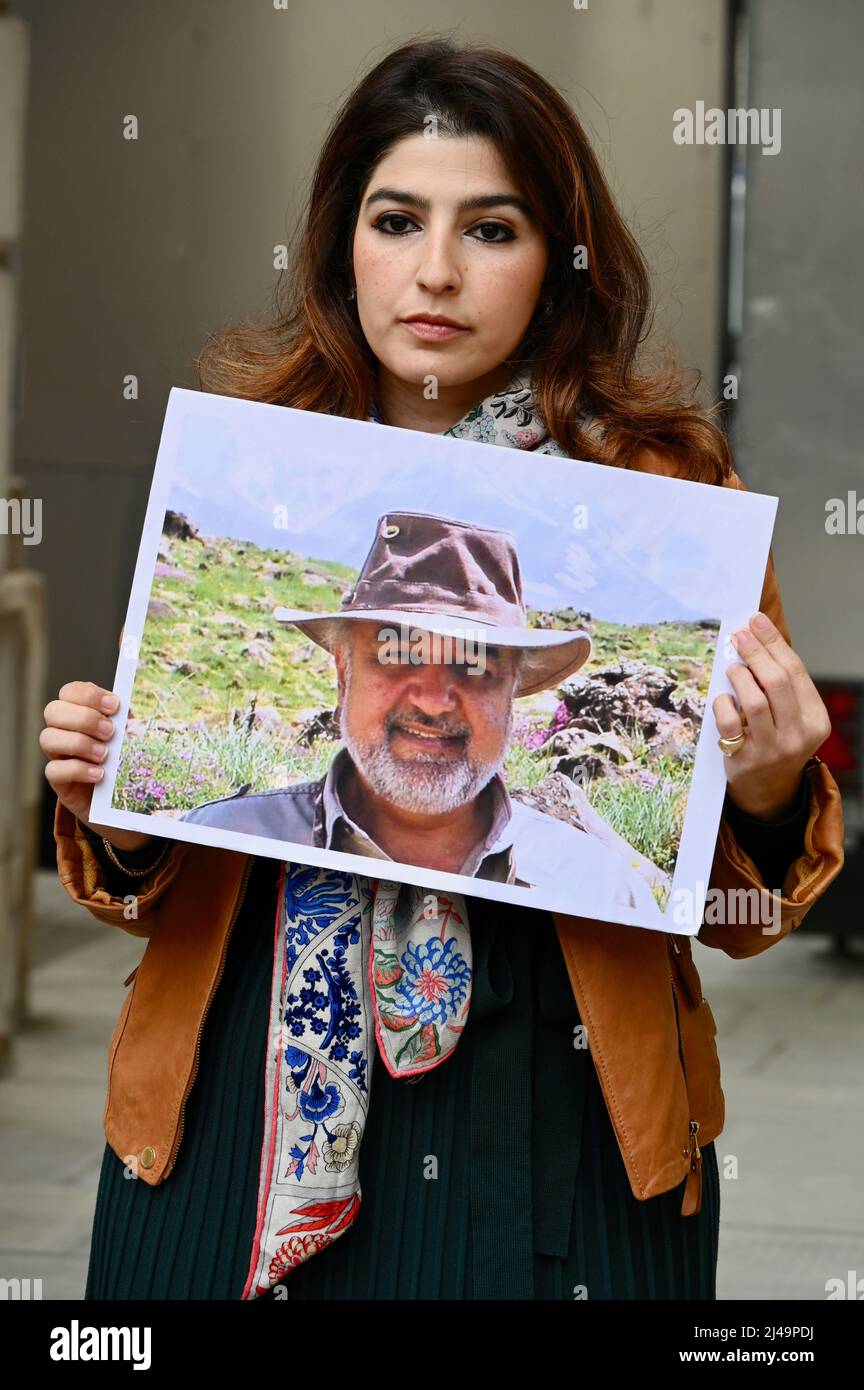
[0,871,142,1301]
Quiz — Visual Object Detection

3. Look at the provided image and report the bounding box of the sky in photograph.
[158,398,758,625]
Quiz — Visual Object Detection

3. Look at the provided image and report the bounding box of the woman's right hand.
[40,681,153,852]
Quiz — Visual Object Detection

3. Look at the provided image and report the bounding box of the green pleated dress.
[84,853,720,1301]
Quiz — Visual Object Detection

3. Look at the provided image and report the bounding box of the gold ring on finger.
[718,731,747,756]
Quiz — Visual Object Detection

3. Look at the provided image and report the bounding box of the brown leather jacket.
[52,474,845,1223]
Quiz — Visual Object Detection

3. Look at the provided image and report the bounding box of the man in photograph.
[181,511,663,919]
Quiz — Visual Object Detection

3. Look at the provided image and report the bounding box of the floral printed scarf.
[241,370,591,1298]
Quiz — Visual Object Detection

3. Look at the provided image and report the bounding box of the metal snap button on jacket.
[140,1146,156,1169]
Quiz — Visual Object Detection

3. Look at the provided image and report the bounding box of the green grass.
[114,708,337,815]
[587,757,691,877]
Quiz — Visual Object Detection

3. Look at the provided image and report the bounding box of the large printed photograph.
[89,387,778,930]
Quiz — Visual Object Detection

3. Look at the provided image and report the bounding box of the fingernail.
[91,743,107,760]
[751,612,771,631]
[97,719,114,738]
[735,629,754,651]
[87,766,104,780]
[101,694,119,713]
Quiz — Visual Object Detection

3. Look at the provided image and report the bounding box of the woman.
[41,38,843,1300]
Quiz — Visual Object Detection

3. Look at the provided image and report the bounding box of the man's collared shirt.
[320,747,517,883]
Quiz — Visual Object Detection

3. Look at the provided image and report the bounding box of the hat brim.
[272,605,591,697]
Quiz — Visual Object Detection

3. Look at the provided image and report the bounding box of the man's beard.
[338,684,512,816]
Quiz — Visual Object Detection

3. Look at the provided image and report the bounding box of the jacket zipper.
[163,856,254,1178]
[667,936,702,1205]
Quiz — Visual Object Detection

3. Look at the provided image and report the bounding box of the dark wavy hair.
[195,36,732,484]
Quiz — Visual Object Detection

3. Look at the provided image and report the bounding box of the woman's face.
[352,133,549,397]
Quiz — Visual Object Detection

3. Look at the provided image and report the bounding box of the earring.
[543,298,554,316]
[347,285,356,301]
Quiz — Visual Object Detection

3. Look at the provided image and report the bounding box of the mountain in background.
[166,463,710,626]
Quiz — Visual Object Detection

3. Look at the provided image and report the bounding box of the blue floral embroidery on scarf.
[393,936,471,1025]
[298,1076,344,1124]
[283,864,360,970]
[282,867,369,1097]
[284,936,368,1090]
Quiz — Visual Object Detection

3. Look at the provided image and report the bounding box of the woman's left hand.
[712,611,832,820]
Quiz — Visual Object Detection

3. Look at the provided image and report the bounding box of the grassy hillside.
[114,525,717,886]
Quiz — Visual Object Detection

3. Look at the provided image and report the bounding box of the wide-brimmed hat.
[272,510,591,698]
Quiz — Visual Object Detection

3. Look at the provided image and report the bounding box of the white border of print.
[89,387,779,936]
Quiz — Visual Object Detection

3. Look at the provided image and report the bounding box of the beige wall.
[11,0,727,734]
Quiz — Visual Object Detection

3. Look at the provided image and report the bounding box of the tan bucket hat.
[273,510,591,698]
